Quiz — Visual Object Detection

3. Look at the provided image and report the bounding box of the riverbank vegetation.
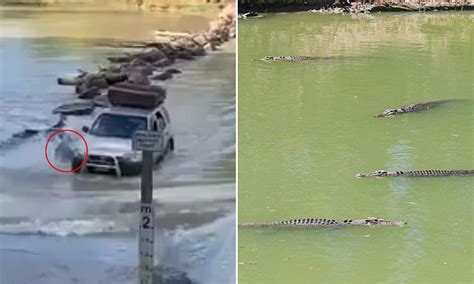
[238,0,473,13]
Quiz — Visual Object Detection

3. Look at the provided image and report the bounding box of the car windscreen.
[89,113,147,138]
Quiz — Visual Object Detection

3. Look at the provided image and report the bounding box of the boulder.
[57,70,88,86]
[126,58,154,76]
[52,101,95,115]
[192,34,208,47]
[153,57,174,68]
[107,56,131,63]
[78,87,101,99]
[57,76,81,86]
[187,46,206,56]
[127,69,150,85]
[104,72,128,85]
[228,26,236,38]
[134,48,166,63]
[75,74,108,94]
[204,41,218,51]
[175,50,194,61]
[164,68,182,75]
[150,72,173,81]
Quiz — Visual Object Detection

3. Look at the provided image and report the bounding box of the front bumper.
[80,154,142,177]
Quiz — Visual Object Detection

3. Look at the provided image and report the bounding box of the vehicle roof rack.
[108,83,166,109]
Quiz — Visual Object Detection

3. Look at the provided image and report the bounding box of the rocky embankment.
[239,0,473,14]
[55,3,235,114]
[310,2,473,14]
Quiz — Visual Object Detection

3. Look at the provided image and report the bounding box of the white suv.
[73,105,174,177]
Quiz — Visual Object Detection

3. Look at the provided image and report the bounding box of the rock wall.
[238,0,472,13]
[238,0,336,12]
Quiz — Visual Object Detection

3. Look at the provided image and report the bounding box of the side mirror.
[82,126,89,133]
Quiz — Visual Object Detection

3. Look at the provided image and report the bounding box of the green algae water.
[238,12,473,283]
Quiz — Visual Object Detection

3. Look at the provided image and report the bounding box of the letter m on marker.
[141,205,152,213]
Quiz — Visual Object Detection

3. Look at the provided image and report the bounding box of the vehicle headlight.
[123,151,142,162]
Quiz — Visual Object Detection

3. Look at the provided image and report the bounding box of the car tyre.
[119,162,142,176]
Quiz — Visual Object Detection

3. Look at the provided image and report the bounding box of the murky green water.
[238,12,473,283]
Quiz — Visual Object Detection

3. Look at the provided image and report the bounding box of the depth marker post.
[133,130,162,284]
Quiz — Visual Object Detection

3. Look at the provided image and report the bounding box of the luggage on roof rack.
[108,83,166,109]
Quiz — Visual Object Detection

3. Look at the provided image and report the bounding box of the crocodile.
[356,169,474,178]
[240,217,407,228]
[374,100,458,117]
[255,56,334,62]
[0,116,66,152]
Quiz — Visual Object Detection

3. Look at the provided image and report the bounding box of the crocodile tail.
[403,169,474,177]
[240,219,323,227]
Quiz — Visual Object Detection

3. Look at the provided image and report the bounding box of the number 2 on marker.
[143,216,151,229]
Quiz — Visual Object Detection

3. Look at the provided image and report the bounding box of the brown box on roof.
[108,83,166,109]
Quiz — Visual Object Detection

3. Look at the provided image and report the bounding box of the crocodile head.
[256,56,289,62]
[375,108,400,117]
[254,56,276,61]
[356,170,388,177]
[364,217,407,226]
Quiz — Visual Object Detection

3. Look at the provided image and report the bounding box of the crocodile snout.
[395,220,408,226]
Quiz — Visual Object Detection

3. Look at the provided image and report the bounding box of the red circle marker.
[44,129,89,173]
